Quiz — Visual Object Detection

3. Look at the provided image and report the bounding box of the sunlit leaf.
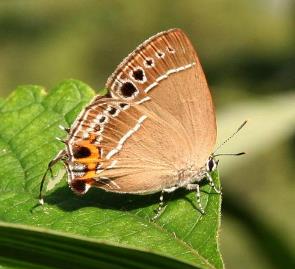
[0,80,223,269]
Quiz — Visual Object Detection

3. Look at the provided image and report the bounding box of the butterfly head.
[206,156,219,173]
[206,120,247,173]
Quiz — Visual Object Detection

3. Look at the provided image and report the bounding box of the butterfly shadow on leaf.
[43,181,210,215]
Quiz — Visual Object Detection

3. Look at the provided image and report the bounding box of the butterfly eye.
[207,158,217,172]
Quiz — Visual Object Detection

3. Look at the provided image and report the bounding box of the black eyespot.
[120,82,137,98]
[108,107,117,115]
[145,59,153,66]
[73,146,91,159]
[94,125,101,132]
[71,180,86,193]
[167,47,175,53]
[99,115,106,123]
[157,51,164,58]
[132,69,144,81]
[119,103,128,110]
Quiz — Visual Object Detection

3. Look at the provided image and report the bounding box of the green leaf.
[0,80,223,269]
[0,222,200,269]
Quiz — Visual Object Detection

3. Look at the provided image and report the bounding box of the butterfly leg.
[151,186,178,221]
[186,183,204,214]
[151,191,165,221]
[205,172,221,194]
[39,150,67,204]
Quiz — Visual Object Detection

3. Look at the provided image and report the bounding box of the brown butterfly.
[40,29,245,219]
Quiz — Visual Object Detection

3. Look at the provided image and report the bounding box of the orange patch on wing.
[72,134,102,164]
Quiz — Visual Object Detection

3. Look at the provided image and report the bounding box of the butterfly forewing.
[106,29,195,100]
[66,28,216,194]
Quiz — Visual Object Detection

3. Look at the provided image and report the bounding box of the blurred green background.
[0,0,294,268]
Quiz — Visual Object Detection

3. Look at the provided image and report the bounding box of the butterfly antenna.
[213,120,247,155]
[213,152,245,157]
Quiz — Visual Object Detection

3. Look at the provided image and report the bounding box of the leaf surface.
[0,80,223,269]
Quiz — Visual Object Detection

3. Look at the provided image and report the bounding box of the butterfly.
[39,28,245,219]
